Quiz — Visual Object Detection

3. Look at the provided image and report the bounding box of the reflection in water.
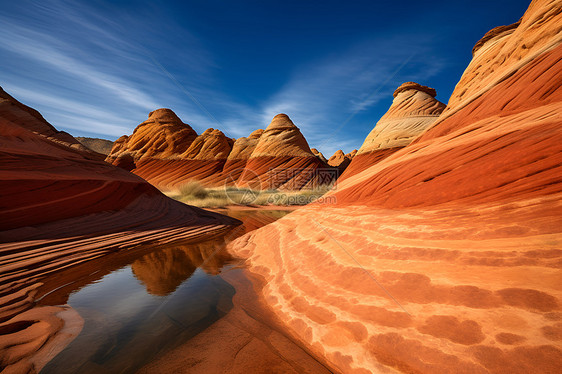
[38,209,292,374]
[131,240,234,296]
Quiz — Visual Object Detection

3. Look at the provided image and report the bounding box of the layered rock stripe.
[228,1,562,373]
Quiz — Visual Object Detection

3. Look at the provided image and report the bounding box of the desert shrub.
[178,180,208,199]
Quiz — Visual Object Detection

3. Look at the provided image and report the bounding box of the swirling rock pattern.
[312,148,329,164]
[239,114,336,190]
[341,82,445,180]
[131,127,235,189]
[106,108,198,171]
[220,129,264,184]
[228,1,562,372]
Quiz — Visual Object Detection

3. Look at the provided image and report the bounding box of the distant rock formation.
[132,127,235,189]
[106,108,198,171]
[107,112,336,190]
[227,1,562,373]
[238,114,336,190]
[328,149,356,173]
[341,82,445,179]
[75,136,114,155]
[311,148,328,163]
[221,129,264,183]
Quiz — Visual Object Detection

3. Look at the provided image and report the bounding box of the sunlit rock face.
[328,149,356,173]
[311,148,328,163]
[108,111,335,190]
[228,1,562,373]
[132,127,235,190]
[340,82,445,180]
[106,108,198,171]
[221,129,264,185]
[238,114,336,190]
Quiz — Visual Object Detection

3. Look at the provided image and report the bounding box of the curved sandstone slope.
[0,93,240,373]
[239,114,336,190]
[341,82,445,179]
[106,108,198,170]
[132,128,234,189]
[0,87,102,160]
[228,1,562,373]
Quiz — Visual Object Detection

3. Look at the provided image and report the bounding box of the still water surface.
[40,209,291,373]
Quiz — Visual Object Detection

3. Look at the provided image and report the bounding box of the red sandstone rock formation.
[311,148,328,163]
[228,1,562,372]
[221,129,264,184]
[106,108,198,171]
[341,82,445,180]
[132,127,235,189]
[328,149,357,173]
[238,114,336,190]
[0,88,103,159]
[107,110,336,191]
[0,89,240,372]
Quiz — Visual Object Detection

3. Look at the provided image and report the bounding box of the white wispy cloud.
[258,35,444,156]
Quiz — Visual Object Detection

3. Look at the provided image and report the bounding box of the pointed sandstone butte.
[227,1,562,373]
[106,108,198,170]
[133,127,235,189]
[328,149,353,167]
[239,114,335,190]
[250,114,315,158]
[180,128,233,160]
[311,148,328,163]
[221,129,264,184]
[340,82,445,179]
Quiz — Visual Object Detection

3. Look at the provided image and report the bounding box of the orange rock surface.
[0,90,240,372]
[311,148,329,163]
[228,1,562,373]
[132,127,235,189]
[106,108,198,171]
[220,129,264,184]
[107,111,334,191]
[341,82,445,180]
[328,149,357,174]
[239,114,336,190]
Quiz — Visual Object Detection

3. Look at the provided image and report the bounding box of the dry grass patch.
[171,180,335,208]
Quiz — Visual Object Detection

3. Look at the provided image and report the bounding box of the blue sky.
[0,0,530,157]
